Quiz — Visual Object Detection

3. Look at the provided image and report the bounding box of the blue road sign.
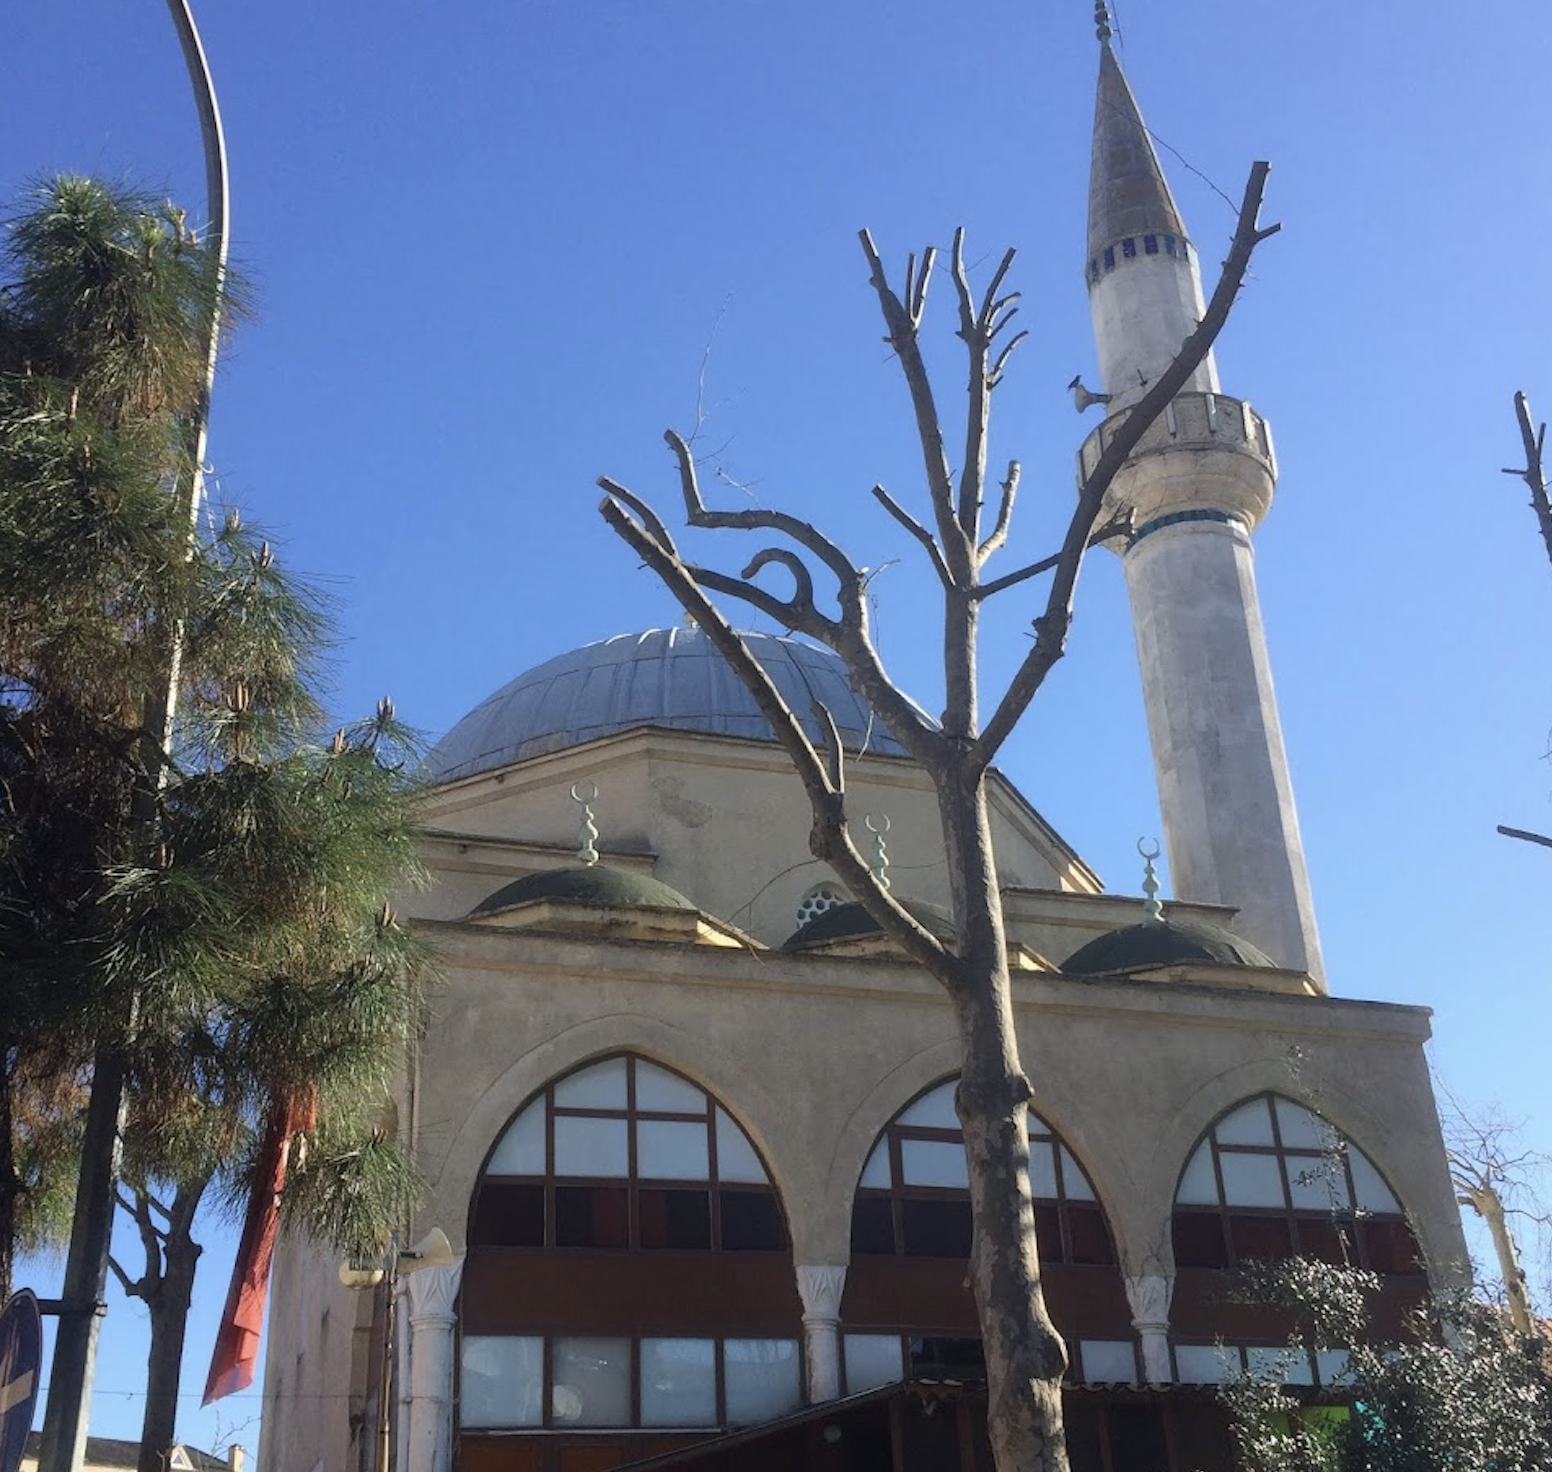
[0,1291,42,1472]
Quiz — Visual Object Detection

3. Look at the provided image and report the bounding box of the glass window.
[554,1115,629,1177]
[845,1334,904,1392]
[1173,1094,1417,1274]
[639,1338,717,1427]
[637,1119,710,1179]
[554,1057,629,1110]
[724,1339,801,1424]
[1078,1340,1136,1384]
[462,1336,543,1427]
[1175,1344,1237,1384]
[715,1108,767,1184]
[1218,1151,1286,1207]
[851,1081,1113,1264]
[635,1061,707,1113]
[552,1337,631,1427]
[900,1138,969,1189]
[487,1101,545,1175]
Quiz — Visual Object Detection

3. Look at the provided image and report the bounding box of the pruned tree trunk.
[109,1178,208,1472]
[598,170,1277,1471]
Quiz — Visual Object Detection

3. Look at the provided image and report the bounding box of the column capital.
[405,1258,464,1324]
[795,1264,847,1322]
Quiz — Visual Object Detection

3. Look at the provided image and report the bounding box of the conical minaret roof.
[1087,44,1186,258]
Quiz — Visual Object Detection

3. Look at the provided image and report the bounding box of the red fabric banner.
[202,1094,313,1405]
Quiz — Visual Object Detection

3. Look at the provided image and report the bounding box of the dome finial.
[1093,0,1113,45]
[866,814,892,892]
[571,782,600,866]
[1138,838,1163,924]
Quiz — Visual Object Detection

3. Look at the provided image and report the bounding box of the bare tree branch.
[597,476,680,558]
[974,161,1280,771]
[1504,390,1552,573]
[977,462,1022,563]
[106,1253,139,1298]
[872,484,952,588]
[813,700,846,794]
[598,490,956,983]
[1497,824,1552,851]
[971,514,1133,602]
[859,229,966,573]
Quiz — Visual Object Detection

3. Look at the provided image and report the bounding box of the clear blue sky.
[9,0,1552,1456]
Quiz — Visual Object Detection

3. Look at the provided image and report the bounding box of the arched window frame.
[1171,1093,1421,1275]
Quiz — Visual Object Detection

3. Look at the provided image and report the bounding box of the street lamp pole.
[36,5,230,1469]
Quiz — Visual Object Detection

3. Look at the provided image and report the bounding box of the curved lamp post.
[37,6,230,1471]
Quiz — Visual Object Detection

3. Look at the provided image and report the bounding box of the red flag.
[202,1094,314,1404]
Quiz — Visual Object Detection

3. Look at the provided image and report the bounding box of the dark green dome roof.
[1062,920,1274,975]
[471,864,698,918]
[783,898,956,952]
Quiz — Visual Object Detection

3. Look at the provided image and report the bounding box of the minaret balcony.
[1077,392,1278,533]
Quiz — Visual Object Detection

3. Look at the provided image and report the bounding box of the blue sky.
[9,0,1552,1455]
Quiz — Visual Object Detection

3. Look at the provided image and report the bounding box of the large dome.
[429,627,911,782]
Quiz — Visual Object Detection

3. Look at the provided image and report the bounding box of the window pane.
[635,1061,707,1114]
[1287,1155,1350,1212]
[1175,1344,1238,1384]
[858,1140,891,1189]
[1033,1202,1063,1261]
[1248,1346,1313,1385]
[724,1339,801,1425]
[552,1337,631,1426]
[1028,1142,1058,1198]
[897,1083,958,1129]
[1349,1150,1400,1213]
[637,1120,710,1180]
[851,1196,896,1255]
[901,1197,973,1258]
[844,1334,903,1392]
[1230,1214,1293,1262]
[488,1102,546,1175]
[462,1336,543,1427]
[899,1138,968,1189]
[1218,1151,1285,1207]
[555,1185,629,1248]
[720,1190,785,1251]
[1172,1212,1228,1269]
[1315,1349,1353,1386]
[639,1188,711,1249]
[1059,1147,1095,1201]
[554,1116,629,1177]
[1176,1143,1219,1205]
[1079,1340,1136,1384]
[1067,1205,1114,1265]
[715,1109,769,1184]
[1214,1099,1275,1146]
[471,1183,544,1247]
[639,1338,717,1427]
[1028,1109,1055,1141]
[1273,1097,1329,1149]
[554,1058,629,1110]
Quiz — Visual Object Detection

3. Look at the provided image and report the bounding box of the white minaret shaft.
[1078,41,1327,988]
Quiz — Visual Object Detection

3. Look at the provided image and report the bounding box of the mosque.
[258,31,1465,1472]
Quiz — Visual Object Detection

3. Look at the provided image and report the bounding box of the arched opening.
[459,1055,802,1471]
[840,1078,1132,1390]
[1170,1093,1427,1385]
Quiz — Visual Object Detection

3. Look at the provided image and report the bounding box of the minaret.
[1076,28,1327,988]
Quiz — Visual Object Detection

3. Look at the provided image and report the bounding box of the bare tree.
[1497,392,1552,853]
[1441,1091,1551,1338]
[597,168,1278,1472]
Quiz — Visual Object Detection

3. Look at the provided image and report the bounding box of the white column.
[403,1259,464,1472]
[795,1264,847,1402]
[1124,1273,1174,1385]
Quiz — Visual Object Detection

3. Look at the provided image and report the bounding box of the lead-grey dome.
[430,627,911,782]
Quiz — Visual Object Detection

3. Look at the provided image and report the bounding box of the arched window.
[842,1079,1129,1393]
[850,1080,1114,1265]
[460,1056,801,1468]
[1172,1094,1420,1274]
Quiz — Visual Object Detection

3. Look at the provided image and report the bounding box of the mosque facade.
[258,37,1466,1472]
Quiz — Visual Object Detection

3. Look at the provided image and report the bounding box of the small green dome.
[1062,920,1274,975]
[783,898,956,952]
[471,864,698,918]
